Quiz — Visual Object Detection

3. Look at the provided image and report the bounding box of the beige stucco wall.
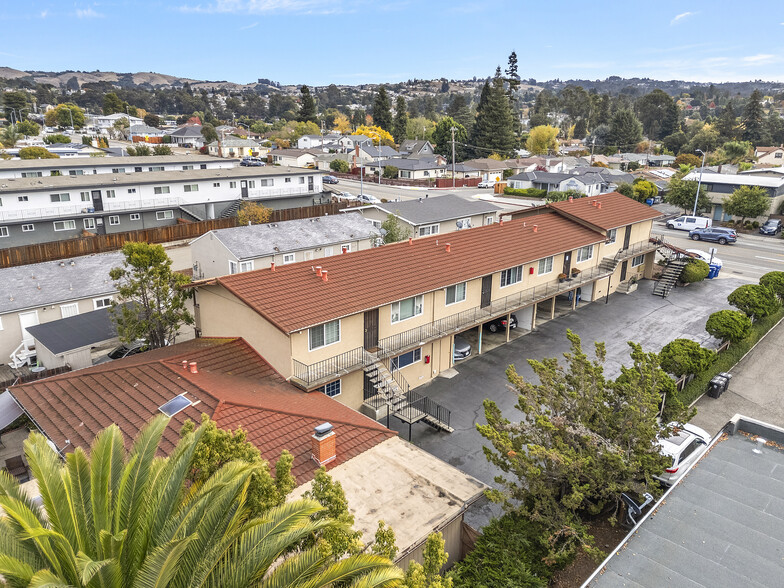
[397,514,465,571]
[290,312,364,365]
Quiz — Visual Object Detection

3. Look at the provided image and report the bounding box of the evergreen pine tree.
[716,100,738,141]
[393,95,408,145]
[742,89,769,145]
[351,108,366,130]
[608,108,643,150]
[372,86,393,132]
[766,108,784,146]
[446,94,474,133]
[505,51,520,97]
[470,74,516,158]
[297,85,318,124]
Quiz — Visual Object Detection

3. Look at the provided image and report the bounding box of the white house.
[206,138,267,159]
[270,149,321,167]
[94,113,143,131]
[755,146,784,166]
[297,134,342,150]
[165,126,206,148]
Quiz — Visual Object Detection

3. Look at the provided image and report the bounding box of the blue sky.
[2,1,783,85]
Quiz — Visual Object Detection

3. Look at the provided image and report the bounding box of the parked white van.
[666,216,712,231]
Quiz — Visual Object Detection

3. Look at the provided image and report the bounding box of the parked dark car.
[240,157,264,167]
[688,227,737,245]
[759,219,782,235]
[106,341,147,360]
[485,314,518,333]
[323,175,339,184]
[453,335,471,361]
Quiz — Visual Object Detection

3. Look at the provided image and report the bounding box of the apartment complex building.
[191,193,661,427]
[682,169,784,221]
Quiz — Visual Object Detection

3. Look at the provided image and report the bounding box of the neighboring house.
[128,124,166,143]
[357,144,400,162]
[507,170,605,196]
[206,138,266,158]
[94,112,143,131]
[270,149,321,167]
[32,143,105,158]
[754,145,784,165]
[580,154,625,169]
[338,135,373,149]
[0,154,236,179]
[8,336,486,570]
[192,193,661,418]
[297,134,342,149]
[0,166,326,246]
[450,163,482,178]
[619,153,650,167]
[363,157,446,180]
[0,251,123,367]
[586,414,784,588]
[648,154,676,167]
[460,158,509,182]
[350,194,500,237]
[190,212,381,279]
[569,166,635,192]
[682,170,784,221]
[398,140,435,158]
[166,125,206,148]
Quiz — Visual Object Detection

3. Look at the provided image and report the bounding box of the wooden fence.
[0,364,72,390]
[0,202,359,268]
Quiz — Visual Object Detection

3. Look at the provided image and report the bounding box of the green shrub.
[330,159,349,173]
[450,513,557,588]
[503,187,548,199]
[705,310,752,343]
[752,221,760,229]
[659,339,715,377]
[680,259,710,283]
[382,165,398,179]
[727,284,780,320]
[759,271,784,301]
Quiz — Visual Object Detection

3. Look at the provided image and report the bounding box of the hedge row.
[672,307,784,407]
[503,187,548,199]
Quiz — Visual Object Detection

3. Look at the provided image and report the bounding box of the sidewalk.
[691,318,784,435]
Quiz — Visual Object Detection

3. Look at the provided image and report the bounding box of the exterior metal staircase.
[219,199,242,219]
[653,259,688,298]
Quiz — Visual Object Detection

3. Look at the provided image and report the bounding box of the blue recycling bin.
[707,263,721,279]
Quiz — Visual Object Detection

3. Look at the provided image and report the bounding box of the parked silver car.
[453,335,471,361]
[655,422,711,486]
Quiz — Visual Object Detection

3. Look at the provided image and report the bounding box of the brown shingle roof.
[211,214,605,334]
[11,337,394,484]
[548,192,662,231]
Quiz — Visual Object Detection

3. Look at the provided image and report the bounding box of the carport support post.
[571,289,577,310]
[550,296,556,320]
[531,303,537,331]
[477,325,482,355]
[605,274,612,304]
[506,313,511,342]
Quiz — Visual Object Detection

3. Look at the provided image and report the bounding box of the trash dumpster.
[707,373,731,398]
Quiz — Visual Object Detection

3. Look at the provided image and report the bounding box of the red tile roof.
[210,213,605,334]
[11,337,394,484]
[548,191,662,230]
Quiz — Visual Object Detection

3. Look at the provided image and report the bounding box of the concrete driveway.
[388,277,746,527]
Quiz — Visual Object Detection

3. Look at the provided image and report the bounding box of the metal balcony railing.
[292,346,375,387]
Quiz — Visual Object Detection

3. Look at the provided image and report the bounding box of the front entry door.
[364,308,379,351]
[19,311,39,347]
[240,180,249,199]
[622,225,631,250]
[91,190,103,211]
[620,260,628,281]
[480,275,492,308]
[562,252,572,277]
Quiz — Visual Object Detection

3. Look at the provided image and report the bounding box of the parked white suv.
[477,180,494,188]
[655,422,712,486]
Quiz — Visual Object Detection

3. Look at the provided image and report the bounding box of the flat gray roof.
[197,212,380,260]
[0,251,123,314]
[589,418,784,588]
[0,165,323,194]
[26,305,122,354]
[0,154,229,171]
[365,194,501,225]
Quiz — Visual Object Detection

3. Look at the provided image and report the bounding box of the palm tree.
[0,124,21,148]
[0,415,403,587]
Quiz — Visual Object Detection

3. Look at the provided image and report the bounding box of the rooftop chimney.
[408,237,413,245]
[322,270,328,282]
[311,422,336,466]
[315,266,322,277]
[270,262,276,272]
[592,200,597,207]
[597,202,602,209]
[568,196,573,202]
[189,361,198,374]
[499,219,504,226]
[533,225,538,233]
[182,360,188,370]
[445,243,451,253]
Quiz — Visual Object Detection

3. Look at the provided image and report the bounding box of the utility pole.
[590,137,596,165]
[451,126,456,189]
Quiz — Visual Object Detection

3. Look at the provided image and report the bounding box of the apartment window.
[183,184,198,192]
[60,303,79,318]
[130,213,140,221]
[282,253,295,264]
[317,379,341,398]
[299,176,305,184]
[309,319,340,350]
[53,220,76,231]
[252,180,262,188]
[230,181,237,189]
[228,260,239,274]
[83,218,96,230]
[324,247,333,257]
[182,165,194,170]
[285,177,292,183]
[109,216,120,226]
[68,170,84,176]
[200,164,207,169]
[400,170,412,179]
[80,191,91,202]
[391,295,423,323]
[632,254,645,267]
[213,182,220,188]
[418,224,439,237]
[21,171,42,178]
[0,226,8,237]
[341,244,351,253]
[18,196,28,202]
[576,245,594,263]
[500,265,523,287]
[538,256,554,275]
[50,193,70,203]
[50,170,62,176]
[391,348,421,371]
[154,186,170,195]
[106,190,116,198]
[776,152,783,159]
[21,224,34,232]
[149,166,164,172]
[606,228,617,244]
[156,210,174,221]
[445,282,467,305]
[112,167,126,173]
[239,261,254,272]
[93,297,112,309]
[127,188,137,194]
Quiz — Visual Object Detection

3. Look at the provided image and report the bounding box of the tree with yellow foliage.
[237,201,272,225]
[526,125,559,155]
[334,113,352,134]
[355,124,394,146]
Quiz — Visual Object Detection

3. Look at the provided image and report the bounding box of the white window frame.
[53,220,76,232]
[228,260,239,274]
[324,247,333,257]
[282,253,295,264]
[391,348,422,371]
[249,180,257,188]
[500,265,523,288]
[230,181,237,188]
[576,245,594,263]
[130,213,141,221]
[112,167,125,173]
[285,177,291,183]
[149,166,165,172]
[154,186,170,195]
[418,223,439,237]
[606,228,617,244]
[93,296,112,310]
[239,260,254,272]
[105,189,116,198]
[50,193,70,203]
[538,256,554,275]
[317,379,341,398]
[21,224,34,232]
[213,182,220,188]
[309,319,341,351]
[0,226,8,237]
[156,210,173,221]
[80,191,91,202]
[83,218,96,230]
[60,303,79,318]
[341,243,351,253]
[632,254,645,267]
[183,184,199,193]
[109,216,120,226]
[445,282,467,305]
[391,295,423,324]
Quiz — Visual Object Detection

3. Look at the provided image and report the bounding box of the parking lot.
[388,277,746,527]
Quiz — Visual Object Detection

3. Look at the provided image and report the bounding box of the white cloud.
[40,10,48,18]
[75,7,105,18]
[742,53,776,64]
[670,11,695,25]
[239,21,259,29]
[178,0,356,14]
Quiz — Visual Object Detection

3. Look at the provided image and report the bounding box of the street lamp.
[692,149,707,216]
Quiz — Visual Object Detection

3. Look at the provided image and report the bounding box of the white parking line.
[755,256,784,264]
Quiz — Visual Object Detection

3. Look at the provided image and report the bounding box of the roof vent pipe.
[499,219,504,226]
[322,270,328,282]
[189,361,198,374]
[753,437,767,454]
[182,360,188,370]
[533,225,538,233]
[445,243,451,253]
[270,262,276,272]
[568,196,573,202]
[597,202,602,209]
[408,237,413,245]
[315,266,322,277]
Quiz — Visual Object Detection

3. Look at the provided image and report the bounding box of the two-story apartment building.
[0,166,327,246]
[682,170,784,221]
[191,193,661,424]
[190,212,381,279]
[350,194,501,237]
